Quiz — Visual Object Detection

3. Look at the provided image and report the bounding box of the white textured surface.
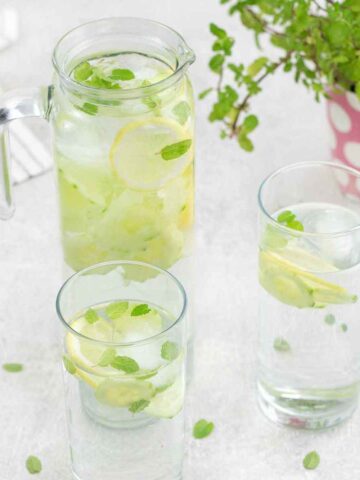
[1,0,359,479]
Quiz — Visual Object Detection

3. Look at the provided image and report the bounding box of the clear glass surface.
[258,161,360,429]
[56,261,187,480]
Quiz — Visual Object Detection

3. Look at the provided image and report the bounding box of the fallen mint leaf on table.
[193,419,215,439]
[324,313,336,326]
[3,363,23,373]
[303,451,320,470]
[26,455,42,474]
[341,323,348,332]
[273,337,291,353]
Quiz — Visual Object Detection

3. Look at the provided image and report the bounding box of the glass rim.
[258,160,360,238]
[55,260,187,347]
[52,17,195,100]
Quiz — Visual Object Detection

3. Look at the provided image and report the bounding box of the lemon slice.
[145,377,184,419]
[95,378,154,408]
[259,250,357,308]
[66,317,116,374]
[110,117,193,190]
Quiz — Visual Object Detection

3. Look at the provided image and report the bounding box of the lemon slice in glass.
[145,377,184,419]
[109,117,193,190]
[95,378,154,408]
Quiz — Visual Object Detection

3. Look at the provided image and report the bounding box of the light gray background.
[1,0,357,479]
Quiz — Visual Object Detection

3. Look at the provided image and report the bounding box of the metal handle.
[0,86,52,219]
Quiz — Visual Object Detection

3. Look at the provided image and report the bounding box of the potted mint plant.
[201,0,360,187]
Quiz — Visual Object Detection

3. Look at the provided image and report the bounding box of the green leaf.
[110,69,135,81]
[287,219,304,231]
[98,348,117,367]
[326,22,350,47]
[3,363,23,373]
[243,114,259,133]
[26,456,42,474]
[106,301,129,319]
[84,308,99,324]
[341,323,348,332]
[237,134,254,152]
[303,451,320,470]
[111,356,139,373]
[356,82,360,100]
[172,101,191,125]
[277,211,296,224]
[273,337,291,353]
[324,314,336,326]
[199,88,213,100]
[210,23,227,39]
[74,61,93,82]
[209,54,225,73]
[160,139,192,161]
[80,102,98,116]
[161,341,180,361]
[131,303,151,316]
[247,57,268,77]
[63,355,76,375]
[128,399,150,414]
[193,419,215,439]
[344,0,360,12]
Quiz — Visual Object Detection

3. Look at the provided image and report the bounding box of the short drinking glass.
[258,161,360,429]
[56,261,187,480]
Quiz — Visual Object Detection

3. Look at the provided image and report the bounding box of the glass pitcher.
[0,17,195,284]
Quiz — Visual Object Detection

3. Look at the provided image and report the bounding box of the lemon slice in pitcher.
[110,117,193,190]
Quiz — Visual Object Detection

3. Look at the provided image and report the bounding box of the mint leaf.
[242,114,259,133]
[324,313,336,326]
[3,363,23,373]
[160,139,192,161]
[273,337,290,353]
[341,323,348,332]
[210,23,227,39]
[193,419,215,439]
[287,220,304,231]
[85,308,99,324]
[209,54,225,73]
[129,399,150,414]
[199,88,213,99]
[74,61,93,82]
[161,341,179,361]
[110,69,135,81]
[131,304,151,316]
[111,356,139,373]
[277,210,296,223]
[63,355,76,375]
[98,348,116,367]
[26,455,42,474]
[247,56,268,77]
[80,102,98,115]
[172,101,191,125]
[303,451,320,470]
[237,133,254,152]
[106,301,129,319]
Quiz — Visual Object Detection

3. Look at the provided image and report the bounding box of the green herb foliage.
[193,419,215,439]
[160,140,192,161]
[303,451,320,470]
[129,399,150,413]
[202,1,360,151]
[26,456,42,474]
[161,341,180,361]
[131,304,151,316]
[277,210,304,232]
[273,337,291,352]
[2,363,23,373]
[111,356,140,373]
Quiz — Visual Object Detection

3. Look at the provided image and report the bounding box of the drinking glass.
[258,161,360,429]
[56,260,187,480]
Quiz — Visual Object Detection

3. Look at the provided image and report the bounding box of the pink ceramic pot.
[327,90,360,199]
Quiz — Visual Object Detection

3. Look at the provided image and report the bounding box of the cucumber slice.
[95,378,154,408]
[259,250,357,308]
[145,377,184,419]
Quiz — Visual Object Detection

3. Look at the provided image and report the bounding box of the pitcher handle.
[0,86,52,219]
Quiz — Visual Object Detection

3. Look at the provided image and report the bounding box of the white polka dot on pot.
[346,91,360,112]
[344,142,360,168]
[334,161,350,187]
[329,102,352,133]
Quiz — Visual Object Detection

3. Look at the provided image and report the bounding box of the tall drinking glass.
[56,261,187,480]
[258,162,360,429]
